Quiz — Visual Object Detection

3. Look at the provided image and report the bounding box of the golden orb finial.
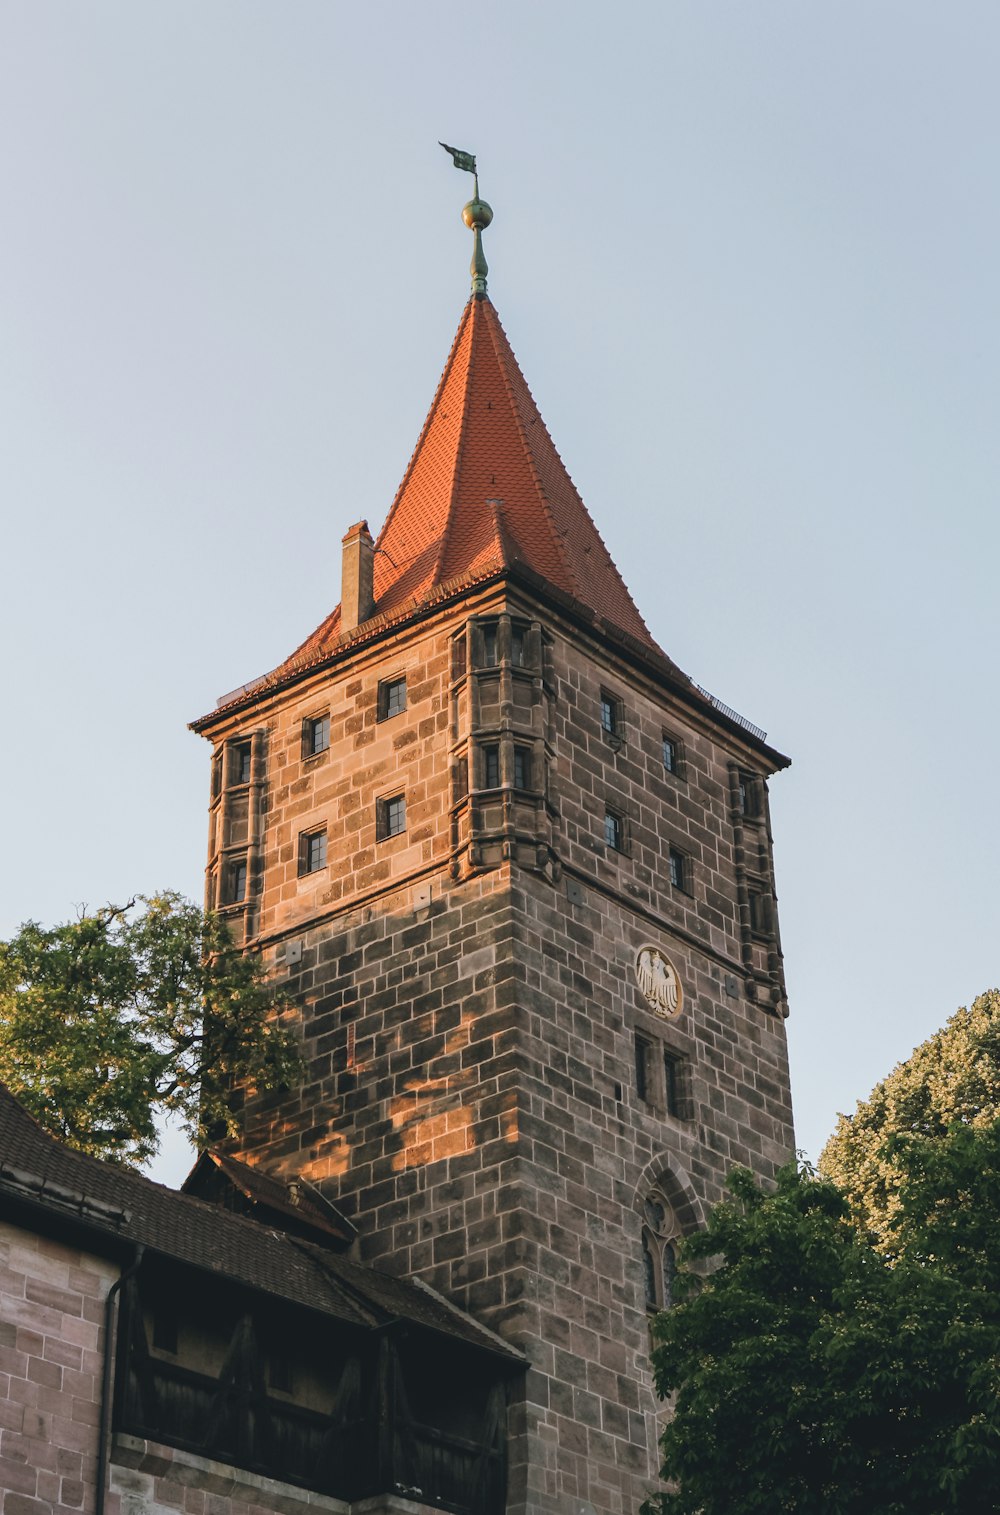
[463,196,493,232]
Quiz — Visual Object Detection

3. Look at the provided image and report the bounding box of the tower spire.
[439,141,493,296]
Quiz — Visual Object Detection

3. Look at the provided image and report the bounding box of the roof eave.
[192,563,788,770]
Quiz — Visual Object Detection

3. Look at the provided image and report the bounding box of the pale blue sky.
[2,3,996,1184]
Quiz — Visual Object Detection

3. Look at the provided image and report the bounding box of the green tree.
[643,1140,1000,1515]
[0,893,300,1166]
[821,988,1000,1250]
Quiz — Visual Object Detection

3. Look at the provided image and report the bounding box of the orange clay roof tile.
[273,296,670,679]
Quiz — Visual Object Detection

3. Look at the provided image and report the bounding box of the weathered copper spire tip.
[440,141,493,296]
[463,184,493,297]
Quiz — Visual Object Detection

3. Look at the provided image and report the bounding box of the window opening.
[739,773,762,819]
[604,809,623,851]
[663,1050,681,1118]
[305,714,330,756]
[378,793,406,839]
[635,1034,651,1102]
[642,1232,657,1311]
[663,735,679,774]
[480,622,498,667]
[300,829,327,875]
[668,847,686,890]
[642,1187,680,1313]
[513,745,531,790]
[662,1242,677,1309]
[229,860,247,904]
[748,890,769,935]
[378,677,407,721]
[483,745,500,789]
[600,691,621,737]
[232,742,252,786]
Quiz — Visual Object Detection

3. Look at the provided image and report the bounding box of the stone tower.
[191,187,795,1515]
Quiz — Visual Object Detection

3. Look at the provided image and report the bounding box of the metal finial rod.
[440,141,494,297]
[462,190,493,297]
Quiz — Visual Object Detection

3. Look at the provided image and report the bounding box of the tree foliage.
[0,893,300,1166]
[821,988,1000,1250]
[643,1140,1000,1515]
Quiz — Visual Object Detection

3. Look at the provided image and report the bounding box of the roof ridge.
[429,299,479,588]
[373,299,473,564]
[482,303,586,604]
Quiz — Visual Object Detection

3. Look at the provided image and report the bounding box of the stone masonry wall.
[109,1433,444,1515]
[0,1219,116,1515]
[212,585,795,1515]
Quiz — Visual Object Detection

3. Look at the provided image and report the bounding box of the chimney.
[341,520,375,631]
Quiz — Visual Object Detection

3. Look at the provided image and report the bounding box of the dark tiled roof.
[181,1149,357,1246]
[0,1084,521,1362]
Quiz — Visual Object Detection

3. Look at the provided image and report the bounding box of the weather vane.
[440,141,493,297]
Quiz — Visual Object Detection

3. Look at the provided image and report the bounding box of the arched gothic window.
[642,1187,680,1313]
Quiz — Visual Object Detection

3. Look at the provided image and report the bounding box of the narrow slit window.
[635,1034,651,1102]
[663,1051,681,1118]
[662,1242,677,1309]
[668,847,687,891]
[739,773,762,819]
[642,1231,657,1310]
[748,890,769,936]
[513,745,531,790]
[483,745,500,789]
[510,624,526,667]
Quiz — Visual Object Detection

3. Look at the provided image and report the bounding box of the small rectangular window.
[513,745,531,790]
[604,809,624,851]
[232,742,252,786]
[748,890,769,936]
[600,691,621,737]
[300,829,327,875]
[229,859,247,903]
[378,677,407,721]
[483,744,500,789]
[668,847,687,891]
[662,735,680,775]
[510,624,526,667]
[739,773,762,819]
[663,1051,682,1118]
[305,714,330,756]
[635,1034,651,1102]
[480,622,499,667]
[378,793,406,840]
[212,753,223,799]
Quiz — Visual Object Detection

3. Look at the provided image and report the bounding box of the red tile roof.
[277,295,667,675]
